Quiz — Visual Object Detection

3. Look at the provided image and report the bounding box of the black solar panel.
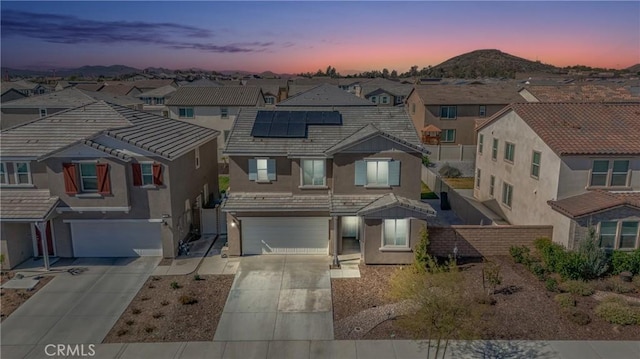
[273,111,290,123]
[305,111,324,125]
[251,110,342,138]
[255,111,274,123]
[323,111,342,125]
[269,122,289,137]
[287,122,307,137]
[251,122,271,137]
[289,111,306,123]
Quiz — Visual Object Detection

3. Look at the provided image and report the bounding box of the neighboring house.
[137,85,177,116]
[518,84,639,103]
[243,78,288,105]
[0,87,143,130]
[181,78,224,87]
[1,87,27,103]
[166,86,265,161]
[474,102,640,250]
[338,79,364,97]
[75,83,105,92]
[0,101,219,269]
[99,83,142,97]
[1,80,48,97]
[360,78,413,106]
[406,84,522,145]
[222,106,436,264]
[277,84,376,107]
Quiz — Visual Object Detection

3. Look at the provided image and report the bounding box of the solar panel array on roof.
[250,110,342,138]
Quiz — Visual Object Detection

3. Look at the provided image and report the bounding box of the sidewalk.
[3,339,638,359]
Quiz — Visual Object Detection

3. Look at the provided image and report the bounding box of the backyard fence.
[424,144,476,162]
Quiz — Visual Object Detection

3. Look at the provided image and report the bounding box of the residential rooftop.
[520,84,639,102]
[166,86,263,106]
[277,84,375,107]
[410,83,524,105]
[548,191,640,218]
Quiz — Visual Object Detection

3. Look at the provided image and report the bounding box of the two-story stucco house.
[0,101,219,269]
[474,102,640,250]
[222,106,436,264]
[406,84,522,145]
[166,86,265,162]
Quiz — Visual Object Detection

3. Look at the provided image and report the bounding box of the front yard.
[103,274,233,342]
[332,256,640,340]
[0,271,53,322]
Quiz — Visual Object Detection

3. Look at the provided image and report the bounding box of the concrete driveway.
[214,255,333,341]
[0,257,159,347]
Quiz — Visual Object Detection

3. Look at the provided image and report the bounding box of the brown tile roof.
[166,86,263,106]
[479,102,640,156]
[75,83,104,92]
[548,191,640,218]
[411,84,523,105]
[521,84,639,103]
[0,190,59,221]
[99,84,139,96]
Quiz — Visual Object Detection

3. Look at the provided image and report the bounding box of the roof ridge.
[1,100,102,132]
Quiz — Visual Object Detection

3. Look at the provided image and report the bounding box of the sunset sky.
[1,1,638,73]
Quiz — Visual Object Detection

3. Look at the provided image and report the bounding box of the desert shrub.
[595,297,640,325]
[193,274,204,281]
[116,329,128,337]
[438,164,461,178]
[567,309,591,325]
[179,295,198,305]
[545,278,559,292]
[482,260,502,295]
[535,238,567,273]
[152,311,164,319]
[125,320,134,326]
[611,250,640,275]
[557,252,586,280]
[603,277,635,294]
[529,262,547,280]
[559,280,594,296]
[144,326,155,333]
[509,245,531,265]
[576,227,609,279]
[554,293,576,308]
[140,296,150,301]
[131,308,141,315]
[148,283,156,289]
[170,281,181,290]
[160,300,170,306]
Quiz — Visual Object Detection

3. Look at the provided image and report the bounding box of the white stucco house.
[473,102,640,250]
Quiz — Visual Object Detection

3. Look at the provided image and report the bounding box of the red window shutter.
[62,163,78,194]
[132,163,142,186]
[152,163,163,186]
[96,163,111,195]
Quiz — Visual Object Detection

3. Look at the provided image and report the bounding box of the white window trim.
[476,168,481,189]
[140,161,156,188]
[76,161,98,193]
[478,134,484,155]
[221,107,229,119]
[492,139,499,161]
[489,175,495,197]
[14,162,32,185]
[39,108,47,118]
[195,147,201,169]
[531,151,541,179]
[479,105,487,117]
[364,158,391,188]
[256,158,269,182]
[439,105,457,119]
[588,159,631,188]
[380,218,411,251]
[504,142,515,163]
[299,159,327,188]
[0,163,8,185]
[441,129,456,143]
[502,182,513,209]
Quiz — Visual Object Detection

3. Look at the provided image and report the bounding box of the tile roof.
[99,84,139,96]
[330,195,384,215]
[166,86,263,106]
[521,84,639,102]
[548,191,640,218]
[224,106,423,156]
[79,89,143,107]
[1,80,41,91]
[1,101,219,160]
[410,83,523,105]
[1,87,96,108]
[325,123,426,155]
[358,193,436,217]
[181,78,223,87]
[222,193,329,212]
[479,102,640,156]
[360,78,413,98]
[0,190,59,221]
[278,84,374,107]
[137,85,177,98]
[75,83,105,92]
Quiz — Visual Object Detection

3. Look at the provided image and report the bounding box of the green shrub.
[438,164,461,178]
[529,262,547,281]
[611,249,640,275]
[537,240,567,273]
[603,277,634,294]
[193,274,203,281]
[559,280,594,296]
[545,278,559,292]
[595,297,640,325]
[554,293,576,308]
[422,155,431,167]
[558,252,587,280]
[534,237,553,252]
[576,227,609,279]
[170,281,181,290]
[510,245,531,264]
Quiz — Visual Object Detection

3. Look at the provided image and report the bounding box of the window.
[370,96,377,103]
[79,163,98,192]
[265,97,275,105]
[257,158,268,181]
[0,163,7,184]
[492,139,498,160]
[478,134,484,154]
[195,147,200,169]
[140,163,154,186]
[502,182,513,208]
[221,107,229,119]
[479,105,486,117]
[599,221,618,249]
[154,97,164,105]
[144,98,152,105]
[599,221,640,250]
[179,108,194,118]
[504,142,515,162]
[489,175,495,197]
[381,96,388,104]
[367,160,389,186]
[383,219,409,247]
[302,159,325,186]
[355,159,400,187]
[620,222,639,249]
[531,151,541,179]
[14,162,31,185]
[439,106,457,119]
[476,169,481,188]
[39,108,47,118]
[440,129,456,143]
[590,160,630,187]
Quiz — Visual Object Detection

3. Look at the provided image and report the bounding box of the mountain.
[2,65,141,78]
[627,64,640,73]
[424,49,557,79]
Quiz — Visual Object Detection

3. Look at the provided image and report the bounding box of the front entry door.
[35,221,55,256]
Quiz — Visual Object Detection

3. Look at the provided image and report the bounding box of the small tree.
[578,226,608,279]
[482,260,502,296]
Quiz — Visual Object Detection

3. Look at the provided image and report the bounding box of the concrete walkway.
[214,255,333,341]
[152,236,217,276]
[3,340,638,359]
[0,257,159,348]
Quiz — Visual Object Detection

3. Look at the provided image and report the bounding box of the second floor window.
[79,163,98,192]
[221,107,229,119]
[476,169,481,188]
[265,97,275,105]
[39,108,47,118]
[15,162,31,185]
[478,134,484,154]
[132,162,163,187]
[140,163,154,185]
[489,175,495,196]
[590,160,630,187]
[154,97,164,105]
[144,98,152,105]
[195,147,201,169]
[0,163,7,184]
[502,182,513,208]
[381,96,388,104]
[439,106,457,119]
[355,159,401,187]
[179,108,194,118]
[440,129,456,143]
[479,105,486,117]
[531,151,541,179]
[302,159,325,186]
[248,158,276,182]
[504,142,515,163]
[492,139,499,160]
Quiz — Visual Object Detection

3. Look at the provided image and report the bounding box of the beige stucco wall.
[406,91,426,136]
[557,156,640,199]
[0,222,34,269]
[362,218,425,264]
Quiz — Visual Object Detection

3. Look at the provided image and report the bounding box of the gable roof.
[277,84,375,107]
[520,84,639,103]
[1,87,142,109]
[75,83,105,92]
[99,84,140,96]
[166,86,263,106]
[181,78,223,87]
[325,123,426,155]
[1,80,42,92]
[1,101,218,160]
[360,78,413,98]
[357,193,436,217]
[478,102,640,156]
[0,190,59,221]
[224,106,422,156]
[548,191,640,218]
[137,85,178,98]
[409,83,523,105]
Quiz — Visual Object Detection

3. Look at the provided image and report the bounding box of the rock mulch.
[592,290,640,304]
[334,300,418,339]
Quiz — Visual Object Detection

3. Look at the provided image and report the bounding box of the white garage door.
[71,220,162,257]
[241,217,329,255]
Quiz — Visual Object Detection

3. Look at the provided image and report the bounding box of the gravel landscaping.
[0,271,53,322]
[103,274,234,343]
[332,256,640,340]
